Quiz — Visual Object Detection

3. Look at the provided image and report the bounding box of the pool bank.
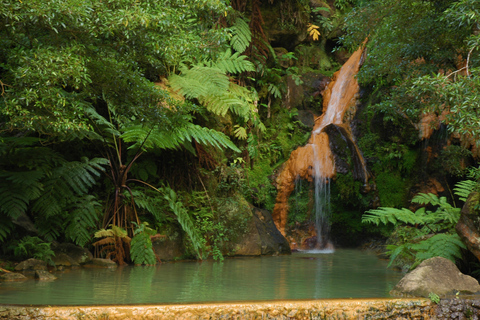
[0,298,437,319]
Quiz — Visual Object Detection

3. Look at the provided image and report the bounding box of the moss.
[295,44,333,71]
[376,172,408,208]
[246,159,277,211]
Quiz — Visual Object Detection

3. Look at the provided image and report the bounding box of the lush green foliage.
[130,222,157,265]
[363,181,475,268]
[342,0,480,145]
[0,137,105,245]
[12,236,55,266]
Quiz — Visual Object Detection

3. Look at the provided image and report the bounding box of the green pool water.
[0,249,402,305]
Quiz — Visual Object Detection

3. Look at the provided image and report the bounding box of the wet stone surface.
[435,297,480,320]
[0,298,435,319]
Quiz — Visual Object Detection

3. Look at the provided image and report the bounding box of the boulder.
[152,237,185,262]
[35,270,57,281]
[14,258,47,271]
[456,192,480,261]
[390,257,480,297]
[232,206,291,256]
[84,258,117,268]
[52,253,80,267]
[0,272,27,281]
[52,243,93,265]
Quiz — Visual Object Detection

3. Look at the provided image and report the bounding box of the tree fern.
[229,17,252,53]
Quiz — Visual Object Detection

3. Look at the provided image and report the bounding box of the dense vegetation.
[1,0,480,273]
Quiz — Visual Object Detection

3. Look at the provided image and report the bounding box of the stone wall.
[435,298,480,319]
[0,298,434,319]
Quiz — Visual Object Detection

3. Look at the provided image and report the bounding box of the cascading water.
[311,144,332,249]
[272,45,368,249]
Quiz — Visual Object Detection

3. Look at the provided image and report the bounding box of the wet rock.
[152,237,184,262]
[233,207,291,256]
[390,257,480,297]
[0,272,27,281]
[52,253,80,267]
[52,243,93,265]
[84,258,117,268]
[456,192,480,262]
[14,258,47,271]
[35,270,57,281]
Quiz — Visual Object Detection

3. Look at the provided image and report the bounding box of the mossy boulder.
[229,206,291,256]
[390,257,480,297]
[14,258,47,271]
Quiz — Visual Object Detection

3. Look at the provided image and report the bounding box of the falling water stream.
[273,46,368,246]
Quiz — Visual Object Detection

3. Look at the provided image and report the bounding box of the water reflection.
[0,249,401,305]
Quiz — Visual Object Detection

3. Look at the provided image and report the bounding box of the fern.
[162,186,206,259]
[412,233,466,266]
[363,180,472,268]
[229,17,252,53]
[32,157,107,224]
[168,48,256,121]
[130,189,168,224]
[0,215,14,242]
[121,123,240,153]
[65,195,102,247]
[453,179,476,202]
[130,222,157,265]
[215,49,255,74]
[362,207,430,226]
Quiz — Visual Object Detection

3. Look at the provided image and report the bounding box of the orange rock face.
[272,46,367,235]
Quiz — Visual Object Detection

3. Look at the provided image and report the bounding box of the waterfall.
[272,45,368,248]
[312,144,332,249]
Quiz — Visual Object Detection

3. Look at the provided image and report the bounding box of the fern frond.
[412,233,466,265]
[130,189,168,224]
[454,180,477,202]
[169,66,229,99]
[122,123,240,153]
[0,168,44,213]
[268,83,282,99]
[65,195,101,247]
[130,222,157,265]
[36,215,62,241]
[233,125,248,140]
[84,106,120,139]
[185,124,240,152]
[163,186,206,259]
[56,157,108,195]
[230,17,252,53]
[215,49,255,74]
[31,157,106,219]
[411,193,443,206]
[0,215,14,242]
[201,93,246,117]
[385,242,415,268]
[362,207,426,226]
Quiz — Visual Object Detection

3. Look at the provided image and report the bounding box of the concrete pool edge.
[0,298,436,319]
